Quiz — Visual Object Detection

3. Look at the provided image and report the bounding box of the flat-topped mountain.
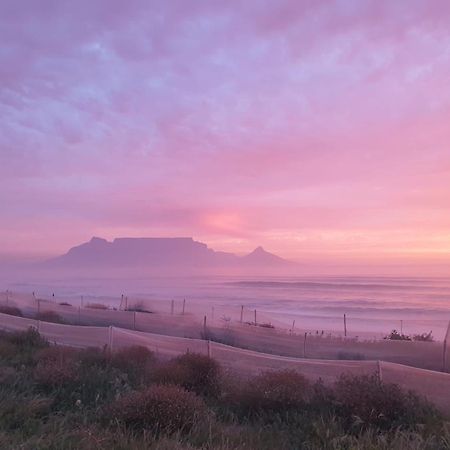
[44,237,291,269]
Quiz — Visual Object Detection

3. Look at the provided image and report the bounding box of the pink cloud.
[1,0,450,265]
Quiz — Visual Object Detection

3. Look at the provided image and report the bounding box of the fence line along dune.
[1,291,448,372]
[0,311,449,415]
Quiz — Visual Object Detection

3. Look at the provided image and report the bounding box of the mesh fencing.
[380,361,450,414]
[1,291,448,372]
[1,311,449,414]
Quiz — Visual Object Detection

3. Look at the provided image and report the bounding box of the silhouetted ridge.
[44,237,290,269]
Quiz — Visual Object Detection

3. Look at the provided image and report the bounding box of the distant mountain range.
[44,237,291,269]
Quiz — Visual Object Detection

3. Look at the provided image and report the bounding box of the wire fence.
[1,291,449,372]
[0,311,449,414]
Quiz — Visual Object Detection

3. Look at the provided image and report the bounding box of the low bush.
[125,301,153,313]
[111,345,154,370]
[7,328,48,349]
[34,357,78,388]
[106,384,208,434]
[58,302,72,306]
[86,303,108,310]
[35,311,65,324]
[33,346,79,387]
[0,305,23,317]
[258,323,275,329]
[0,340,18,360]
[77,346,110,369]
[413,331,434,342]
[111,346,156,384]
[333,374,438,430]
[0,328,48,367]
[0,366,17,384]
[0,390,53,432]
[384,329,411,341]
[152,352,222,397]
[229,370,311,416]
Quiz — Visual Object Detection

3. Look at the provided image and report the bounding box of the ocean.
[5,274,450,340]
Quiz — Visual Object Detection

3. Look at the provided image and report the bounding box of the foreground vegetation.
[0,329,448,449]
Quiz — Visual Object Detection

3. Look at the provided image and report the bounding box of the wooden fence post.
[304,332,307,358]
[443,321,450,373]
[254,309,257,325]
[171,300,174,315]
[108,326,113,352]
[344,314,347,337]
[203,315,207,338]
[240,305,244,323]
[377,360,383,382]
[133,311,136,330]
[182,298,186,315]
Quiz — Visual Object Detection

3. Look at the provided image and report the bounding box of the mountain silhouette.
[44,237,291,269]
[241,246,288,266]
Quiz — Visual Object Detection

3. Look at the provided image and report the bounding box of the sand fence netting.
[1,292,448,371]
[1,311,449,414]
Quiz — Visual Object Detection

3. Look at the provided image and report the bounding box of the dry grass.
[152,352,222,397]
[106,384,209,434]
[333,373,438,430]
[226,370,311,415]
[34,346,80,387]
[0,329,447,450]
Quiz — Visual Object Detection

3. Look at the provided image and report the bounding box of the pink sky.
[1,0,450,269]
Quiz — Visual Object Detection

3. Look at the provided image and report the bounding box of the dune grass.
[0,328,448,449]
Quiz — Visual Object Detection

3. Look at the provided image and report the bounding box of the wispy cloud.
[1,0,450,263]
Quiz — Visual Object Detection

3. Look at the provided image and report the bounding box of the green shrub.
[0,305,23,317]
[152,352,222,397]
[77,346,110,369]
[111,346,155,384]
[7,328,48,349]
[384,329,411,341]
[34,346,79,387]
[32,346,130,409]
[413,331,434,342]
[0,341,18,360]
[106,384,208,434]
[0,390,53,432]
[0,366,17,384]
[125,301,153,313]
[86,303,108,310]
[111,345,155,371]
[333,374,438,430]
[229,370,311,416]
[0,329,47,367]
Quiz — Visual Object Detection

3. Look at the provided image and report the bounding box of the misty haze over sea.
[3,274,450,340]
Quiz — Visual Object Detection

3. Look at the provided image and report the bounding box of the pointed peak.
[251,246,266,254]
